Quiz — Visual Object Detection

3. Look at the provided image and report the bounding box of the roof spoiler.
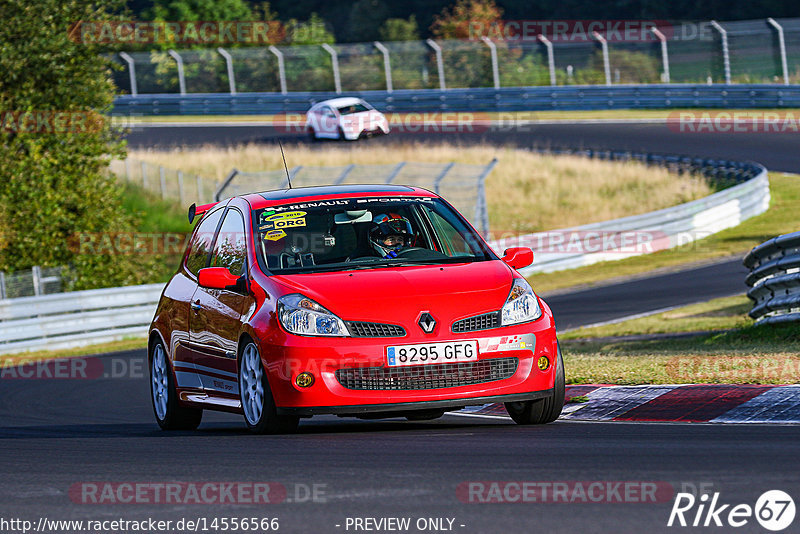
[188,201,219,224]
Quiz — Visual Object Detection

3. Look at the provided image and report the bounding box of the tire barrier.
[744,231,800,324]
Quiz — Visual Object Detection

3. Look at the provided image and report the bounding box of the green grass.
[563,322,800,385]
[530,173,800,294]
[562,295,753,339]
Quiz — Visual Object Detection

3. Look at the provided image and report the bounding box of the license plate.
[386,340,478,367]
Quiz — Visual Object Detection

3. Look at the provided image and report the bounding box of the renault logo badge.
[418,312,436,334]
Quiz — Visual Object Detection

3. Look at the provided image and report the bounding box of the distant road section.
[125,121,800,173]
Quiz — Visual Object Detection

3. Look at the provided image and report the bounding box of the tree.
[379,16,421,42]
[0,0,146,289]
[430,0,503,40]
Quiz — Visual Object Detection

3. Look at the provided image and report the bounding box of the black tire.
[337,126,348,141]
[504,345,565,425]
[239,342,299,435]
[307,127,318,142]
[150,340,202,431]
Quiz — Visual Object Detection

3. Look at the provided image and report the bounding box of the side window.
[185,208,224,276]
[424,207,473,257]
[210,209,247,276]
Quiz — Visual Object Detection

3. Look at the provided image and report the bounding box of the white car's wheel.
[150,340,202,430]
[239,342,299,434]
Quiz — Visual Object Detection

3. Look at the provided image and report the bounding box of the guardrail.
[0,284,163,355]
[113,84,800,116]
[489,150,769,274]
[744,231,800,324]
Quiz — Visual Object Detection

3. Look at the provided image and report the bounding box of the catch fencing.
[215,160,496,237]
[110,158,218,204]
[744,231,800,324]
[111,18,800,97]
[0,266,63,300]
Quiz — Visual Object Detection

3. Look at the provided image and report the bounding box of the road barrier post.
[710,21,732,84]
[217,47,237,95]
[373,41,393,93]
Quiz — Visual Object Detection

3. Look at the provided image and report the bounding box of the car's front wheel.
[239,342,299,434]
[150,340,202,430]
[504,345,565,425]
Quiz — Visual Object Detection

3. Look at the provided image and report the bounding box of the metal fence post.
[433,162,455,194]
[426,39,446,90]
[475,158,497,238]
[124,157,131,180]
[592,32,611,85]
[215,169,240,201]
[651,27,671,83]
[159,166,167,199]
[167,49,187,94]
[32,266,42,297]
[373,41,393,93]
[481,37,500,89]
[141,161,148,189]
[0,271,6,300]
[217,47,237,94]
[334,164,355,185]
[118,52,138,96]
[385,161,406,184]
[268,45,287,95]
[196,175,203,203]
[710,21,731,84]
[177,171,185,205]
[767,18,790,85]
[321,44,342,94]
[537,35,556,86]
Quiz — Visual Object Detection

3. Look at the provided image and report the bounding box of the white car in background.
[305,97,390,141]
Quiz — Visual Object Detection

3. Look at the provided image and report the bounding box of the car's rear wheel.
[150,340,202,430]
[239,342,299,434]
[504,345,565,425]
[307,127,318,142]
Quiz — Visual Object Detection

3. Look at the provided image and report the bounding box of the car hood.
[271,260,514,325]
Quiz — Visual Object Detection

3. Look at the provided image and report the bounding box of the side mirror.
[198,267,245,292]
[501,247,534,270]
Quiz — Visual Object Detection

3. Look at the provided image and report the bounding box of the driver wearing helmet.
[369,213,413,258]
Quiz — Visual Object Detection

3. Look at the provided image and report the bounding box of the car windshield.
[337,103,370,115]
[253,197,495,273]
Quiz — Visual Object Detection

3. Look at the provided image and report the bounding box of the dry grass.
[129,142,712,233]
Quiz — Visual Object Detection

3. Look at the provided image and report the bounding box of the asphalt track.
[125,121,800,173]
[2,351,800,533]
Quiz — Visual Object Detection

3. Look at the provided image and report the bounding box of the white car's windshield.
[337,103,370,115]
[254,197,494,273]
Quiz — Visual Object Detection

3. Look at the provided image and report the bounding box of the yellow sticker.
[264,230,287,241]
[260,211,307,231]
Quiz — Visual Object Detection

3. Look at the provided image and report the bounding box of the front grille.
[335,357,518,390]
[346,321,406,338]
[452,311,500,333]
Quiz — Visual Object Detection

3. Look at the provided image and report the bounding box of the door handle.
[191,301,202,313]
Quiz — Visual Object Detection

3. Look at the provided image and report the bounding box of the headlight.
[277,294,349,337]
[501,278,542,326]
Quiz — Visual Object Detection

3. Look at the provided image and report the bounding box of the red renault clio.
[149,184,564,433]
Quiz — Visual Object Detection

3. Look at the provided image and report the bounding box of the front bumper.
[261,316,559,413]
[276,389,553,416]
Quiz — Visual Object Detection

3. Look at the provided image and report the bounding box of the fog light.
[296,372,315,388]
[537,356,550,371]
